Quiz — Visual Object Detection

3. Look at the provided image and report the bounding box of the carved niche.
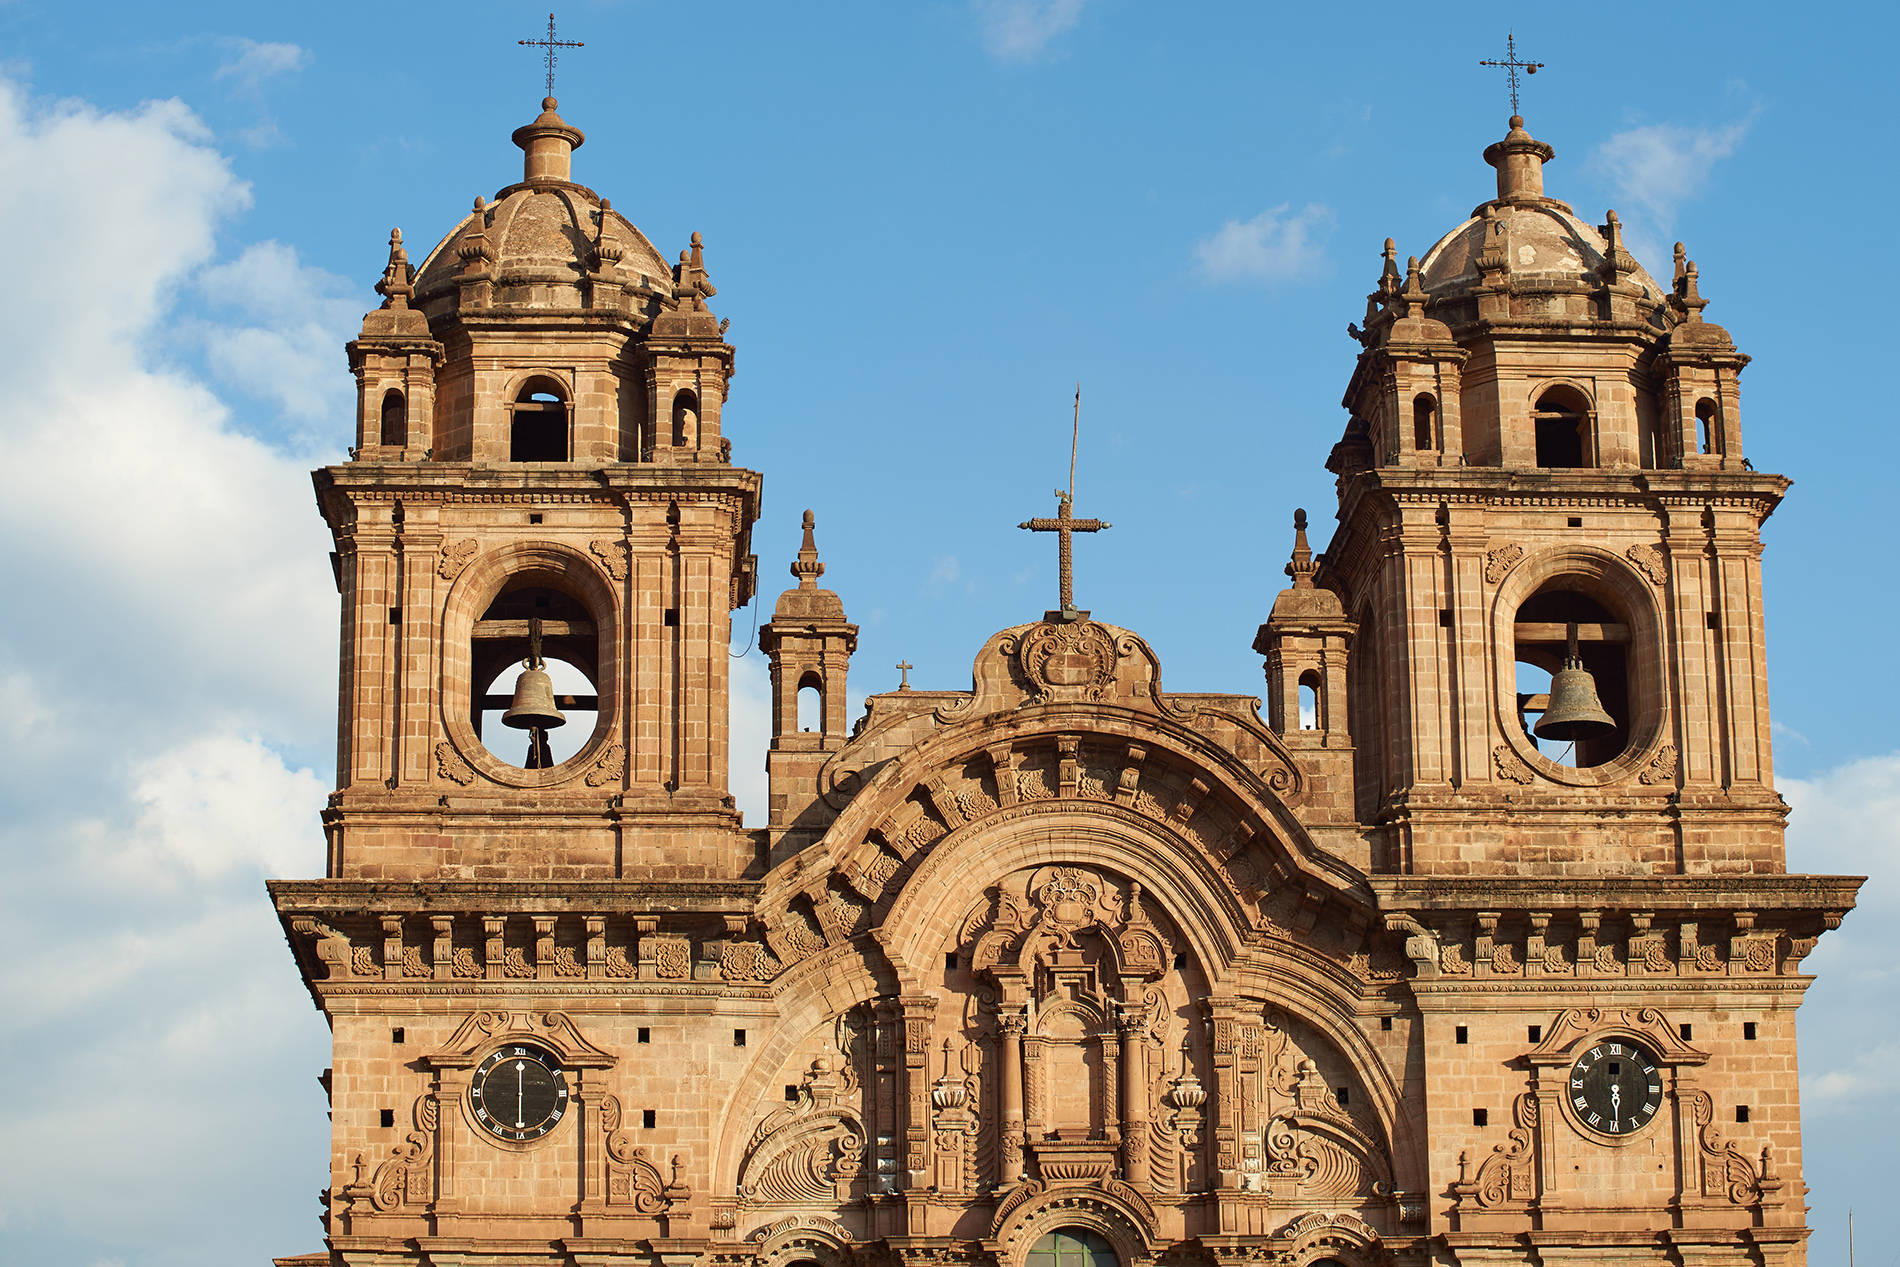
[736,1056,866,1205]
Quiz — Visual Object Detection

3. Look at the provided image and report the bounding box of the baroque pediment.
[939,617,1187,721]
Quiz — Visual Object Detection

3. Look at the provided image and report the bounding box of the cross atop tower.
[1019,386,1110,622]
[1478,31,1543,117]
[520,12,584,99]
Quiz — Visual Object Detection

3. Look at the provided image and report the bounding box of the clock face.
[1568,1039,1662,1137]
[471,1044,569,1141]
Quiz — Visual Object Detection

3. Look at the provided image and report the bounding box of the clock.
[1567,1038,1662,1137]
[470,1044,570,1141]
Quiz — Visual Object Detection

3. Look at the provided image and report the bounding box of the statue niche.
[963,865,1172,1185]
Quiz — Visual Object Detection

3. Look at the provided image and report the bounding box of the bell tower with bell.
[315,90,760,881]
[1264,109,1787,876]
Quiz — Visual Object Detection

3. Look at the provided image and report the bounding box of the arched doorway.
[1026,1229,1118,1267]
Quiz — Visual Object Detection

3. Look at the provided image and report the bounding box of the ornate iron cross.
[520,12,584,99]
[1478,31,1543,116]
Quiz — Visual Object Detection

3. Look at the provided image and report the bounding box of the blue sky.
[0,3,1891,1264]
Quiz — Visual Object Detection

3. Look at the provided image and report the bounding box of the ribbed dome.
[407,98,675,313]
[411,187,674,310]
[1419,201,1666,305]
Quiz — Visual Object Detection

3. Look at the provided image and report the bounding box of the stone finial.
[1285,508,1317,589]
[1475,204,1511,283]
[791,509,826,587]
[594,198,624,267]
[1676,259,1708,323]
[458,198,494,274]
[673,231,718,312]
[374,228,413,310]
[1599,210,1639,285]
[1378,237,1402,301]
[512,96,585,184]
[1483,114,1555,203]
[1673,241,1687,283]
[1400,254,1427,316]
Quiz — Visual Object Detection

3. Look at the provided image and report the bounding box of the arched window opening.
[672,390,698,448]
[1298,671,1321,731]
[796,672,823,734]
[510,377,569,462]
[472,580,600,768]
[379,388,407,448]
[1695,397,1720,455]
[1533,386,1590,469]
[1413,393,1437,453]
[1026,1230,1118,1267]
[1512,585,1630,768]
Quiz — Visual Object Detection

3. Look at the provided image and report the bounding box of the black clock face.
[1568,1039,1662,1137]
[471,1044,569,1141]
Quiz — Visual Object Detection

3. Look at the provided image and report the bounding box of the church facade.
[270,97,1859,1267]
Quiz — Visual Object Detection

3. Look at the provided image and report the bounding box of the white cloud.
[1194,203,1333,285]
[215,38,310,94]
[195,239,361,420]
[930,554,962,589]
[0,74,335,1263]
[1591,111,1756,232]
[973,0,1086,62]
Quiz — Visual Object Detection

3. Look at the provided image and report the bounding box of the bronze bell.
[501,659,566,732]
[1533,623,1615,743]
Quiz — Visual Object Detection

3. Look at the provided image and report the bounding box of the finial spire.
[1285,509,1317,589]
[375,228,413,310]
[791,509,825,588]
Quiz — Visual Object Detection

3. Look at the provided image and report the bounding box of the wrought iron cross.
[1019,387,1110,620]
[520,12,584,99]
[1478,31,1543,116]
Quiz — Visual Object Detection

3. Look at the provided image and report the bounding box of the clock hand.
[516,1060,525,1127]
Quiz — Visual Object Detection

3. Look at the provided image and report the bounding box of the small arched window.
[1298,670,1321,731]
[1695,397,1721,456]
[1413,393,1437,453]
[510,377,568,462]
[379,389,407,448]
[672,390,698,448]
[1533,386,1590,469]
[796,672,823,734]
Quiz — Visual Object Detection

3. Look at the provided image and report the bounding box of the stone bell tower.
[1296,114,1783,876]
[323,95,759,881]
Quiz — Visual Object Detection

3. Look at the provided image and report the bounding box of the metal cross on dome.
[1478,31,1544,116]
[1019,385,1111,622]
[520,12,584,99]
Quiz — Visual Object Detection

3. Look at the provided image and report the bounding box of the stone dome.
[1418,201,1667,305]
[409,98,675,312]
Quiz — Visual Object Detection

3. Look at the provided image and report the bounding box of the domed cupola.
[1336,114,1749,474]
[345,97,737,468]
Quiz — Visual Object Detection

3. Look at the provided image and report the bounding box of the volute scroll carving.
[736,1057,866,1205]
